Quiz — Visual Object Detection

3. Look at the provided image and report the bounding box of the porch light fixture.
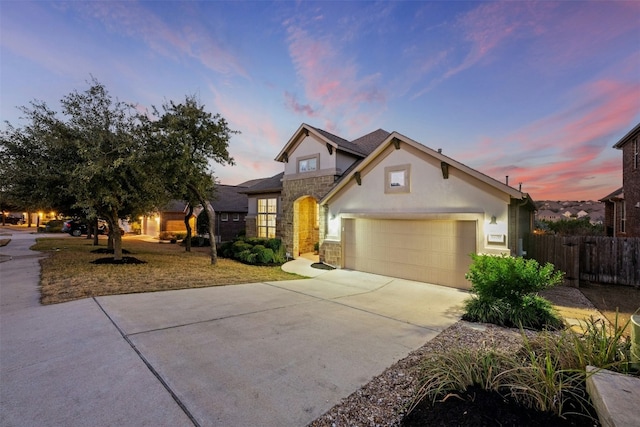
[490,215,497,225]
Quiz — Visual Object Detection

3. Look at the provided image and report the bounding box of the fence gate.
[524,235,640,287]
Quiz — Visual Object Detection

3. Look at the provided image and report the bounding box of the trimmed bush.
[463,254,564,330]
[217,237,285,265]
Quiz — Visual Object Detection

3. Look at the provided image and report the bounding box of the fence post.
[562,237,580,287]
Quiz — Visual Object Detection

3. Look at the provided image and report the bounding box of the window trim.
[257,197,277,238]
[384,164,411,194]
[220,213,229,222]
[232,213,240,222]
[297,154,319,173]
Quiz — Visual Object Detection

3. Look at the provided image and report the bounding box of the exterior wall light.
[490,215,497,224]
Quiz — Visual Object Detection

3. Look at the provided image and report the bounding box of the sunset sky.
[1,1,639,201]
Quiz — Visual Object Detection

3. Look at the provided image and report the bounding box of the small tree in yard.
[463,254,564,330]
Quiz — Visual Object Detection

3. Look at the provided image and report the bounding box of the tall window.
[620,200,626,233]
[634,138,638,170]
[257,198,277,238]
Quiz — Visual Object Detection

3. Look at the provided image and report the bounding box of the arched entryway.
[293,195,319,260]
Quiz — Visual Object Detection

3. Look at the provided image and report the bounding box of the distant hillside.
[535,200,605,224]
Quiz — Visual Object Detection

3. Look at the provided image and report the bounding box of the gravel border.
[309,287,600,427]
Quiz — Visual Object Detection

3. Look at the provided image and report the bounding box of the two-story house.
[600,122,640,237]
[245,123,535,290]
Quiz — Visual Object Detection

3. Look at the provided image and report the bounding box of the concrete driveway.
[1,228,469,427]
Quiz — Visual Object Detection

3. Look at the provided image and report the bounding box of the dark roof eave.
[613,122,640,149]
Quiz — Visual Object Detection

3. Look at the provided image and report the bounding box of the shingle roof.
[210,185,249,212]
[599,187,624,202]
[350,129,390,155]
[308,126,389,157]
[240,172,284,195]
[163,200,188,212]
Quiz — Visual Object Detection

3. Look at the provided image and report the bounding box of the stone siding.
[245,215,257,238]
[282,174,336,257]
[320,240,341,267]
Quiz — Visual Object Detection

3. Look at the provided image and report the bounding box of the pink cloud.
[469,78,639,200]
[284,92,317,116]
[284,24,386,135]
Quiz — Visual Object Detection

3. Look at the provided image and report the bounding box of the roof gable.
[322,131,531,204]
[274,123,389,162]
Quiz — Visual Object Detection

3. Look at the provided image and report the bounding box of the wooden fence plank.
[525,235,639,287]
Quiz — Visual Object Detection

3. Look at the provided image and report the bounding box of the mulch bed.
[90,248,131,254]
[402,386,599,427]
[90,256,146,265]
[311,262,335,270]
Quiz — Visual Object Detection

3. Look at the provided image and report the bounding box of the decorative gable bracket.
[354,171,362,186]
[392,137,401,150]
[441,162,449,179]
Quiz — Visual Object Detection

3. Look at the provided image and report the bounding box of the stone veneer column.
[245,215,257,238]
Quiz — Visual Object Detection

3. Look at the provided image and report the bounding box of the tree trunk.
[93,217,99,246]
[187,183,217,265]
[184,205,193,252]
[203,201,217,264]
[105,212,122,260]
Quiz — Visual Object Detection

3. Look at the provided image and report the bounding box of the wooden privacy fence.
[524,235,640,287]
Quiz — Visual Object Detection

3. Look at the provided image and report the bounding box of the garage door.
[343,219,476,289]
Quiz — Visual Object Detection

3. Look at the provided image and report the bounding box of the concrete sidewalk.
[0,228,468,426]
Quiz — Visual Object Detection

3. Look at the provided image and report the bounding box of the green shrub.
[266,238,281,251]
[257,248,274,264]
[221,237,286,265]
[232,241,252,256]
[251,244,266,254]
[463,254,564,330]
[237,249,252,263]
[272,245,287,264]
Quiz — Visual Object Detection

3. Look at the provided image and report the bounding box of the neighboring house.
[600,122,640,237]
[140,200,194,238]
[142,185,250,241]
[536,209,560,222]
[246,123,535,290]
[576,210,589,219]
[208,184,249,242]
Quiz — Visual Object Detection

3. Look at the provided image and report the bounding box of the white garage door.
[343,219,476,289]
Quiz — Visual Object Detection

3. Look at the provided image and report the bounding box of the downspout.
[515,197,529,257]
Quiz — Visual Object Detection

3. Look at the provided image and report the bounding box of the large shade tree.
[141,96,237,264]
[0,101,81,222]
[59,80,171,260]
[1,80,168,260]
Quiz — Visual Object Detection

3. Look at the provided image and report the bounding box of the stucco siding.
[324,144,512,252]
